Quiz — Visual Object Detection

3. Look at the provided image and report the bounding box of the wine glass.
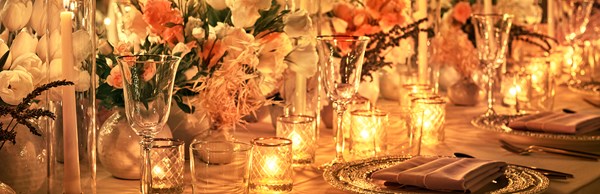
[316,35,370,168]
[470,13,514,127]
[117,55,181,193]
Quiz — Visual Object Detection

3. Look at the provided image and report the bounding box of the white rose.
[29,0,47,35]
[287,42,318,77]
[0,0,33,32]
[97,39,114,55]
[225,0,271,28]
[73,30,93,64]
[206,0,227,10]
[12,52,46,85]
[185,17,203,36]
[0,66,34,105]
[283,10,313,38]
[0,40,12,69]
[192,28,205,40]
[74,69,91,92]
[10,30,38,61]
[48,58,63,81]
[48,30,62,60]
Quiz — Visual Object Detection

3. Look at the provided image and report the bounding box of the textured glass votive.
[249,137,293,192]
[190,141,252,194]
[399,84,433,106]
[276,115,317,166]
[348,110,388,160]
[412,98,446,145]
[386,107,423,157]
[150,138,185,193]
[340,95,371,155]
[408,92,441,107]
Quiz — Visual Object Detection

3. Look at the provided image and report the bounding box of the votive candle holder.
[411,98,446,145]
[348,109,388,160]
[399,84,433,106]
[150,138,185,193]
[249,137,293,193]
[276,115,317,166]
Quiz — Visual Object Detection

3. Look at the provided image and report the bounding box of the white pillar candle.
[416,0,428,84]
[293,73,307,115]
[60,11,82,194]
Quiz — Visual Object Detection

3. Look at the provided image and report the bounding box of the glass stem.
[486,66,495,115]
[140,136,153,194]
[333,101,347,163]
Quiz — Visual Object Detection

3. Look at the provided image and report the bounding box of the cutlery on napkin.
[507,112,600,134]
[453,152,573,179]
[370,156,507,192]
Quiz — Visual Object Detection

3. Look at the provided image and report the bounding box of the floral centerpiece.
[96,0,317,133]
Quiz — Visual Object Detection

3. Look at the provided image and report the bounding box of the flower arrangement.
[320,0,430,80]
[96,0,317,128]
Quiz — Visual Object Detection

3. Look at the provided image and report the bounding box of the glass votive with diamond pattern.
[411,98,446,145]
[150,138,185,193]
[408,92,441,107]
[348,109,388,160]
[249,137,293,193]
[399,84,433,106]
[276,115,317,166]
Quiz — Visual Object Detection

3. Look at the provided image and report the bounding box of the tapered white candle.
[293,73,307,115]
[547,0,555,37]
[416,0,428,84]
[484,0,492,14]
[60,11,82,194]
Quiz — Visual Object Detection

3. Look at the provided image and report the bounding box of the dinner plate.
[323,156,549,194]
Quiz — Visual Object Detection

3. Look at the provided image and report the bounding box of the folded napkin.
[371,156,507,192]
[508,112,600,134]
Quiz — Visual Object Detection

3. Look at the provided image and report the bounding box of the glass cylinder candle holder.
[408,92,442,107]
[150,138,185,193]
[411,98,446,145]
[348,110,388,160]
[386,107,423,157]
[249,137,293,193]
[276,115,317,166]
[501,72,531,109]
[399,84,433,106]
[190,141,251,194]
[339,95,371,157]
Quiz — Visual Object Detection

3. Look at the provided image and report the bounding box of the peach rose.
[114,42,134,56]
[366,0,406,19]
[142,0,184,44]
[332,2,356,24]
[106,66,123,89]
[142,61,157,81]
[452,2,472,24]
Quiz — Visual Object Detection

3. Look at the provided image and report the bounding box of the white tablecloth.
[97,86,600,193]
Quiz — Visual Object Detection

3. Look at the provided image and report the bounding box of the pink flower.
[366,0,406,20]
[106,66,123,89]
[332,2,356,24]
[142,0,184,45]
[452,2,472,24]
[142,61,157,81]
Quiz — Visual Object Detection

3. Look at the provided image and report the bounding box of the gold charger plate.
[323,156,549,194]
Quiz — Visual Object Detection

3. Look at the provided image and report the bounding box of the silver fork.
[499,140,599,161]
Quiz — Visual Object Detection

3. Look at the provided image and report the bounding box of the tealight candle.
[150,138,185,193]
[348,110,388,160]
[249,137,293,193]
[276,115,317,166]
[411,98,446,145]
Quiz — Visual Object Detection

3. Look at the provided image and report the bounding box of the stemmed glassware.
[470,13,514,127]
[117,55,181,193]
[316,35,370,168]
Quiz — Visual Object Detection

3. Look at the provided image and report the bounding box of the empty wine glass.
[470,13,514,127]
[117,55,181,193]
[317,35,369,168]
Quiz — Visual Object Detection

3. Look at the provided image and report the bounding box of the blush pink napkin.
[508,112,600,134]
[370,156,507,192]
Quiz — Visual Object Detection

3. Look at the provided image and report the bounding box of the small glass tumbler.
[276,115,317,166]
[190,141,252,194]
[411,98,446,145]
[399,84,433,106]
[150,138,185,193]
[348,110,388,160]
[386,107,424,157]
[249,137,293,193]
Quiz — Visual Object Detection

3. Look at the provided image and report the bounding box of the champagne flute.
[470,13,514,127]
[117,55,181,193]
[317,35,369,168]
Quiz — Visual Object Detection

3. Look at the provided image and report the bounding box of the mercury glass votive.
[150,138,185,193]
[249,137,293,193]
[276,115,317,166]
[348,109,388,160]
[399,84,433,106]
[411,98,446,145]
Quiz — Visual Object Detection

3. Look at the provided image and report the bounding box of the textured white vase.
[0,118,46,194]
[98,109,172,179]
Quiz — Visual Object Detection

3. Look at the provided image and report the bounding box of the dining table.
[97,85,600,193]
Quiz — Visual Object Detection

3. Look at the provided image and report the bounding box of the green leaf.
[174,95,194,113]
[163,22,179,28]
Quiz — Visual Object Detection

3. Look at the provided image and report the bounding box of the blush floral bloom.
[106,66,123,89]
[142,61,157,81]
[452,2,472,24]
[142,0,184,45]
